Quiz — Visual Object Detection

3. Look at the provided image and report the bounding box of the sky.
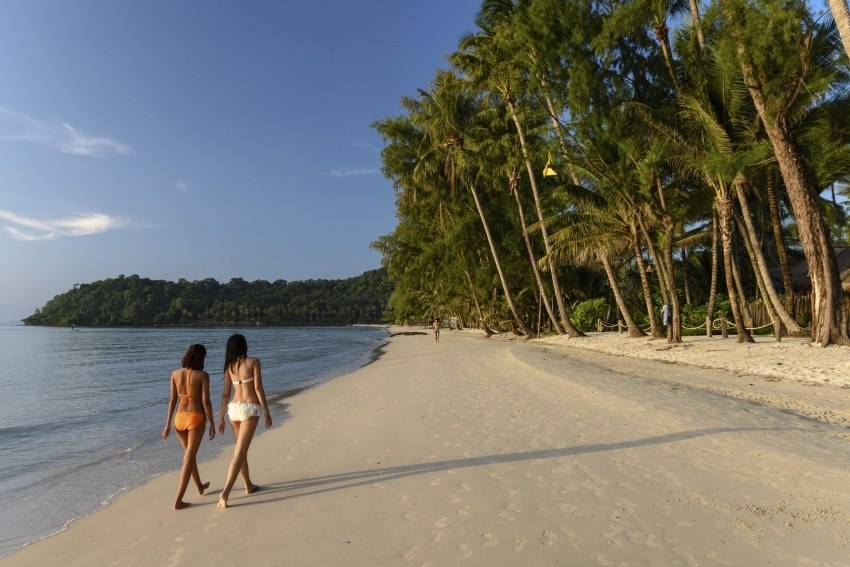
[0,1,482,323]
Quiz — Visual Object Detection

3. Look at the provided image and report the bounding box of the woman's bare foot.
[174,501,191,510]
[246,484,261,494]
[217,497,228,509]
[198,481,210,495]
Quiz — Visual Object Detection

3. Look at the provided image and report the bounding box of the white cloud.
[174,181,190,192]
[0,107,130,157]
[328,168,379,178]
[0,210,125,241]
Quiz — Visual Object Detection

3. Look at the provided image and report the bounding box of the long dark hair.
[223,333,248,373]
[181,344,207,370]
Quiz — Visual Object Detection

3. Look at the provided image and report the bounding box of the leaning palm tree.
[451,0,583,337]
[412,70,534,336]
[542,188,647,338]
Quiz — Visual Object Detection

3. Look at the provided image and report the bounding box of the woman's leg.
[174,427,204,510]
[240,458,259,493]
[218,417,259,508]
[229,421,256,491]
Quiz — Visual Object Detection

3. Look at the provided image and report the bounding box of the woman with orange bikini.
[162,343,216,510]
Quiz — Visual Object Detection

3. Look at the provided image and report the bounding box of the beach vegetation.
[571,298,611,332]
[373,0,850,346]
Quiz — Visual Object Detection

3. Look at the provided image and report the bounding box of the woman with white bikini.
[216,333,272,508]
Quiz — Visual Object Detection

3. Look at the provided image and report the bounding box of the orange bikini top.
[177,370,195,405]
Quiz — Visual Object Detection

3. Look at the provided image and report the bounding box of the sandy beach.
[4,328,850,566]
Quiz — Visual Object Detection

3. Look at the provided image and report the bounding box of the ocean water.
[0,325,388,558]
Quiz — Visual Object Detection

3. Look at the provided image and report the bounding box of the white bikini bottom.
[228,402,262,422]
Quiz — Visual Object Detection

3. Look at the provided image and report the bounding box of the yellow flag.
[543,153,557,177]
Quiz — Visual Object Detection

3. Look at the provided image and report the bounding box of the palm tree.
[544,187,647,338]
[452,0,584,337]
[413,71,534,336]
[719,0,850,346]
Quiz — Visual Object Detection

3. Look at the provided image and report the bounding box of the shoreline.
[4,326,850,565]
[0,326,390,560]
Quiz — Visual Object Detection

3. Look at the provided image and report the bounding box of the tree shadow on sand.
[230,426,779,506]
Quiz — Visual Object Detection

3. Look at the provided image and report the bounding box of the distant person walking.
[217,333,272,508]
[433,318,440,342]
[162,343,216,510]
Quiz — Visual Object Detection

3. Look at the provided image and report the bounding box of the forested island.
[371,1,850,345]
[24,269,392,327]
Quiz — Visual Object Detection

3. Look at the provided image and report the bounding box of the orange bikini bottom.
[175,411,205,431]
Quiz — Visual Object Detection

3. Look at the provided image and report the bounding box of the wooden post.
[721,317,728,338]
[618,320,624,334]
[706,316,712,338]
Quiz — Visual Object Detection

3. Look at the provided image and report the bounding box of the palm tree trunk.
[632,222,664,338]
[734,206,780,337]
[706,209,720,337]
[732,174,802,333]
[652,19,680,89]
[468,182,533,336]
[731,19,849,346]
[637,211,671,308]
[766,168,795,315]
[730,245,753,328]
[829,0,850,61]
[458,250,486,328]
[508,172,563,334]
[599,252,646,337]
[531,85,586,338]
[503,92,577,337]
[689,0,708,55]
[717,195,754,343]
[660,215,683,343]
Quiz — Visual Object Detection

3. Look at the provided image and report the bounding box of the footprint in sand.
[401,545,419,561]
[433,517,452,529]
[482,533,498,548]
[539,530,557,546]
[456,544,473,561]
[514,535,528,551]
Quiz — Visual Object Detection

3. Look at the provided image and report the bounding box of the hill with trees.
[23,269,392,327]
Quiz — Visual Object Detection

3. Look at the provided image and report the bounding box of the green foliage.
[367,0,844,338]
[681,296,732,335]
[571,298,610,332]
[24,270,392,327]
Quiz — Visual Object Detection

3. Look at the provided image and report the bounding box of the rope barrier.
[595,317,811,335]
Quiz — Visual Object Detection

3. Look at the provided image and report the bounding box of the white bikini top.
[228,358,253,385]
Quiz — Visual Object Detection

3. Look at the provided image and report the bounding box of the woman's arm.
[253,359,273,429]
[217,374,231,433]
[162,373,178,439]
[201,372,216,440]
